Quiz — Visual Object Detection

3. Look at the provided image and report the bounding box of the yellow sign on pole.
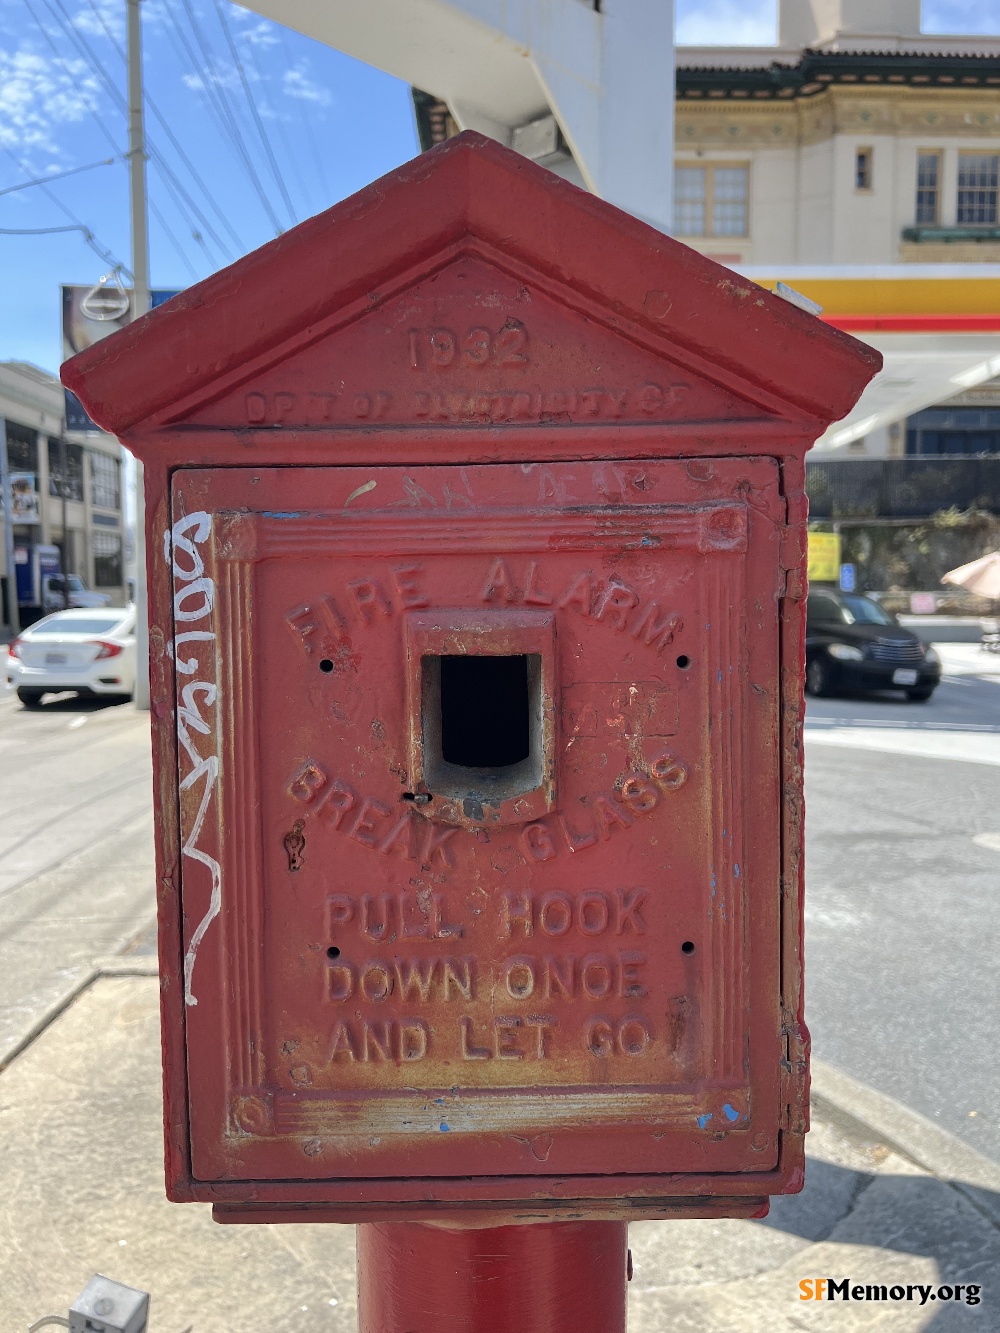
[807,531,841,583]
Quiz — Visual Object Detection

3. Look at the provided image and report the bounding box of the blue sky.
[1,0,999,374]
[675,0,1000,44]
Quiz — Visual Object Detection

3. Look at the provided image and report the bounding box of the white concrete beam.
[242,0,675,231]
[814,334,1000,452]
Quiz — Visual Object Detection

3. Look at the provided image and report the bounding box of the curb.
[812,1057,1000,1227]
[0,919,160,1074]
[4,943,997,1231]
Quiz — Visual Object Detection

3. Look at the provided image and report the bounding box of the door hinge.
[779,1009,810,1134]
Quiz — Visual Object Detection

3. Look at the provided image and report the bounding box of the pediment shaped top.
[176,250,783,431]
[62,132,880,445]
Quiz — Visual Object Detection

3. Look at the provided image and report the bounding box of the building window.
[915,151,940,223]
[906,405,1000,455]
[90,451,120,510]
[92,530,123,588]
[48,439,84,501]
[957,153,999,225]
[673,164,748,238]
[4,421,38,472]
[855,147,873,191]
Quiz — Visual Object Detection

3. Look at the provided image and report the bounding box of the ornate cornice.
[677,49,1000,101]
[675,85,1000,148]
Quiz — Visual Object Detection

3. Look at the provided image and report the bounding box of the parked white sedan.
[6,607,137,706]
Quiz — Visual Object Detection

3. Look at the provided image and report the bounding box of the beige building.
[1,360,128,624]
[674,0,1000,267]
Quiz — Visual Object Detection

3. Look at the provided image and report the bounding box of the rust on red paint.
[61,131,880,1223]
[356,1220,628,1333]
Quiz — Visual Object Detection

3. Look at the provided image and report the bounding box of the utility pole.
[60,435,70,608]
[0,418,20,637]
[127,0,151,711]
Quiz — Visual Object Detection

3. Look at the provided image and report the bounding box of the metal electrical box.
[62,132,880,1225]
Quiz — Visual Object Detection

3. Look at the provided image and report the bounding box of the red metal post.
[357,1220,628,1333]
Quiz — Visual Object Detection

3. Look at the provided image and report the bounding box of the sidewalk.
[1,956,997,1332]
[898,617,991,645]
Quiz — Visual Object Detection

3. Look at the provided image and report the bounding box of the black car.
[805,590,942,701]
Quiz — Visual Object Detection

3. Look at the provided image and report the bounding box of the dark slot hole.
[681,940,695,954]
[440,655,530,768]
[319,659,334,673]
[327,946,341,959]
[676,655,690,669]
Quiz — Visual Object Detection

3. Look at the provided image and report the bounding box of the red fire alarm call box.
[62,133,880,1225]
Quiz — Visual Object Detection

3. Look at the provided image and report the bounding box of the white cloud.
[282,62,331,107]
[229,5,279,45]
[181,59,242,95]
[0,48,101,154]
[239,20,279,49]
[71,0,124,44]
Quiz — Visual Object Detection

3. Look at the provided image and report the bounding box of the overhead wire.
[78,0,244,257]
[0,147,131,275]
[277,23,333,205]
[176,0,285,235]
[23,0,225,271]
[39,0,237,264]
[0,158,115,197]
[148,198,200,283]
[159,3,270,237]
[159,6,259,223]
[21,5,205,280]
[212,0,297,227]
[239,16,315,216]
[17,20,205,283]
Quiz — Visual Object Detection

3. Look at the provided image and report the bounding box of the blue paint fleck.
[722,1103,740,1123]
[697,1113,713,1129]
[262,511,303,519]
[733,863,741,879]
[717,670,723,682]
[439,1122,450,1132]
[711,873,717,889]
[433,1097,446,1105]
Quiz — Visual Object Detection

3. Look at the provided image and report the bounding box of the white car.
[6,607,137,706]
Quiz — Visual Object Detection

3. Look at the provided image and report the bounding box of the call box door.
[170,455,785,1185]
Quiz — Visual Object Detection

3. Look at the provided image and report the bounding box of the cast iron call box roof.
[63,132,880,1225]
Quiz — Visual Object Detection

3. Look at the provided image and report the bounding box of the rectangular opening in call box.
[422,653,542,801]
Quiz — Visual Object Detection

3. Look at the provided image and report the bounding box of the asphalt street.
[0,688,154,1067]
[804,642,1000,1164]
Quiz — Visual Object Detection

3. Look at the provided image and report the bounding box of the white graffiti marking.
[167,511,220,1007]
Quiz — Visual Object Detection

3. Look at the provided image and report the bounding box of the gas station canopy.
[739,266,1000,451]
